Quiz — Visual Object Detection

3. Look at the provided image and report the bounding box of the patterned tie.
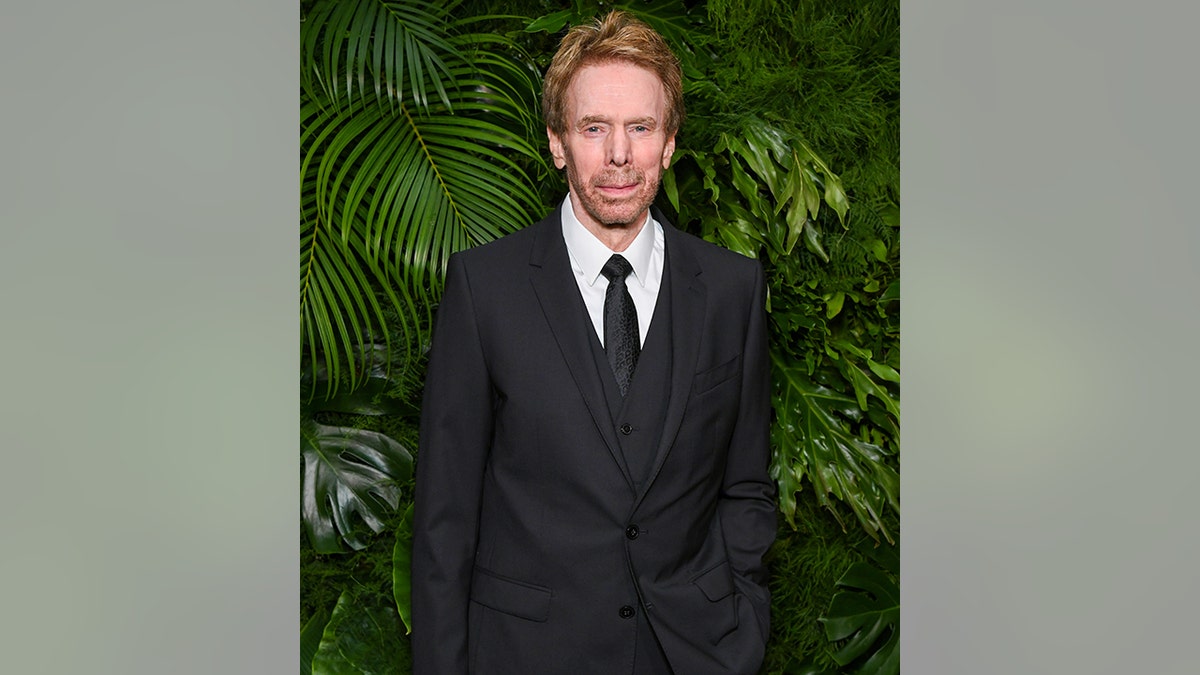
[601,254,640,396]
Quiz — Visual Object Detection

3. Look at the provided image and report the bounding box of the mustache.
[591,169,643,188]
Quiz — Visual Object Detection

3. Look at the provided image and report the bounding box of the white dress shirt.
[560,195,664,348]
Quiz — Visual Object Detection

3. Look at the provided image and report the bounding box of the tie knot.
[601,254,633,283]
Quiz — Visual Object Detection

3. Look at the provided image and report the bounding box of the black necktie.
[601,254,640,396]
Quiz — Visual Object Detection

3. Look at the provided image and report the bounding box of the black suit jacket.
[412,205,776,674]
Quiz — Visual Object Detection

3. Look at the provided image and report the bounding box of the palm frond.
[301,0,465,114]
[302,85,542,287]
[300,172,415,396]
[300,6,549,391]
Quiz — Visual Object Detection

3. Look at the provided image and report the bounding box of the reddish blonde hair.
[542,10,684,137]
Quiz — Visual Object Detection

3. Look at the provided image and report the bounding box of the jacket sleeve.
[717,259,777,642]
[411,253,493,673]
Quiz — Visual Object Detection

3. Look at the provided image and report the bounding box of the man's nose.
[606,130,630,166]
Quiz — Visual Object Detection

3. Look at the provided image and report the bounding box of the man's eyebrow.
[576,115,658,127]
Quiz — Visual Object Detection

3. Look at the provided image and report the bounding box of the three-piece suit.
[412,203,776,674]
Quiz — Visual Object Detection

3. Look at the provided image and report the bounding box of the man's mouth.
[596,181,639,195]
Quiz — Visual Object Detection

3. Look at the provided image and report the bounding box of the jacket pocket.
[691,355,741,396]
[691,560,735,601]
[691,560,739,644]
[470,566,552,622]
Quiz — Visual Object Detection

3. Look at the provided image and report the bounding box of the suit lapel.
[636,214,707,504]
[527,209,635,489]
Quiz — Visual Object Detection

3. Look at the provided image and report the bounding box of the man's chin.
[591,208,648,229]
[583,195,655,229]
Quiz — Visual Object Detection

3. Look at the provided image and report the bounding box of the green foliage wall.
[300,1,898,672]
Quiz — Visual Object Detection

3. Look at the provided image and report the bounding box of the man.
[412,11,775,674]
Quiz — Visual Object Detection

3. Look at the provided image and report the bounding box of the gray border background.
[904,0,1200,673]
[2,0,1198,673]
[1,1,297,673]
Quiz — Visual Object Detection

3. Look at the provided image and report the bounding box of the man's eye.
[585,126,602,133]
[633,125,648,133]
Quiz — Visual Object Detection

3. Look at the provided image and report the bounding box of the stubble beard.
[565,163,662,231]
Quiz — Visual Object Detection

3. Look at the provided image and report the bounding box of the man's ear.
[661,133,677,170]
[547,127,566,169]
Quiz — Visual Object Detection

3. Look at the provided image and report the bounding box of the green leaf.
[694,151,719,204]
[825,292,845,320]
[661,156,681,212]
[300,200,409,397]
[866,359,900,385]
[301,354,417,553]
[301,419,413,553]
[803,219,830,263]
[880,280,899,304]
[302,0,461,114]
[728,154,761,207]
[822,173,850,226]
[301,345,418,416]
[830,340,871,361]
[300,36,546,389]
[820,545,899,675]
[869,238,889,263]
[300,2,548,390]
[792,135,849,226]
[800,164,822,218]
[742,117,792,166]
[723,129,783,198]
[839,358,899,418]
[312,589,406,675]
[878,203,899,228]
[709,203,764,259]
[783,169,808,254]
[617,0,711,83]
[525,9,574,33]
[392,503,415,634]
[770,352,898,544]
[301,607,330,675]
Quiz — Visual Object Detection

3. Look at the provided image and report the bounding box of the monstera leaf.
[301,351,415,553]
[311,589,406,675]
[302,419,412,553]
[770,351,899,544]
[821,542,899,675]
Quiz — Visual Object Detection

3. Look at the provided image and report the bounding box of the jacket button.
[619,605,635,619]
[620,423,633,435]
[625,525,640,540]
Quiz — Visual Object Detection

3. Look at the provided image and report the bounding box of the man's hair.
[542,10,684,138]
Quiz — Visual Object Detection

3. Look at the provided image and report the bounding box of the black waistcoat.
[587,254,676,674]
[588,258,674,489]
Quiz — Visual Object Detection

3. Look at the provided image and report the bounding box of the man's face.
[548,62,676,233]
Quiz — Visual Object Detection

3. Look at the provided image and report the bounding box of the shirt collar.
[560,195,657,288]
